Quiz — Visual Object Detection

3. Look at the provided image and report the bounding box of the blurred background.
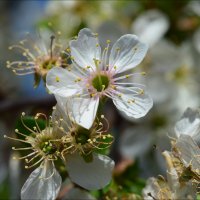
[1,0,200,199]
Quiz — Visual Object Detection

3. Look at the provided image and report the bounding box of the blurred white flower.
[174,107,200,142]
[175,134,200,176]
[143,150,196,200]
[119,127,153,159]
[132,10,169,47]
[47,28,153,129]
[7,30,68,87]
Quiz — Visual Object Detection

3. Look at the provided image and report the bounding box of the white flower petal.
[119,127,153,159]
[142,178,161,200]
[64,188,96,200]
[70,28,101,71]
[174,108,200,141]
[21,161,62,200]
[70,96,99,129]
[109,34,148,74]
[175,135,200,171]
[132,10,169,47]
[112,86,153,119]
[66,153,114,190]
[46,67,81,97]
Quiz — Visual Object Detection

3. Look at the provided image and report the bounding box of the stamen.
[50,35,55,59]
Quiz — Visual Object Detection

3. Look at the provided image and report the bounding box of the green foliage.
[15,116,46,138]
[0,178,10,200]
[114,161,146,195]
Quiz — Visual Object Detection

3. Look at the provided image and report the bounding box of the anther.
[106,40,111,44]
[125,75,130,78]
[55,76,60,82]
[141,72,146,76]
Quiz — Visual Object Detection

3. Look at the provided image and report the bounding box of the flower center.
[39,140,57,155]
[92,74,110,92]
[40,58,58,70]
[74,127,90,145]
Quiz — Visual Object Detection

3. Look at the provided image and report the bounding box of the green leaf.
[15,116,46,138]
[94,133,113,155]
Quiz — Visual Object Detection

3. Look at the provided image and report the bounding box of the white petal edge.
[21,161,62,200]
[70,28,101,71]
[112,86,153,119]
[175,134,200,171]
[69,96,99,129]
[174,107,200,141]
[132,9,169,47]
[46,67,81,97]
[109,34,148,74]
[66,153,114,190]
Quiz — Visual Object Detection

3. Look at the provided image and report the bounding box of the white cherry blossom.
[47,28,153,129]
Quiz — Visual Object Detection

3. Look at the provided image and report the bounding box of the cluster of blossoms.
[143,108,200,200]
[5,106,114,199]
[6,28,153,199]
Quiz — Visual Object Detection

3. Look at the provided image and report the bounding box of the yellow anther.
[101,115,104,119]
[118,94,122,97]
[86,66,91,69]
[93,138,96,142]
[70,56,74,61]
[111,85,117,89]
[45,142,48,145]
[106,40,111,44]
[127,100,131,104]
[116,47,120,51]
[125,75,130,78]
[66,48,71,52]
[132,99,135,103]
[86,84,90,88]
[103,136,106,139]
[96,44,99,47]
[8,47,13,50]
[141,72,146,76]
[15,129,19,132]
[55,76,60,82]
[57,31,61,35]
[114,66,117,70]
[139,89,144,95]
[22,112,25,116]
[104,47,108,51]
[90,93,95,97]
[94,33,98,37]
